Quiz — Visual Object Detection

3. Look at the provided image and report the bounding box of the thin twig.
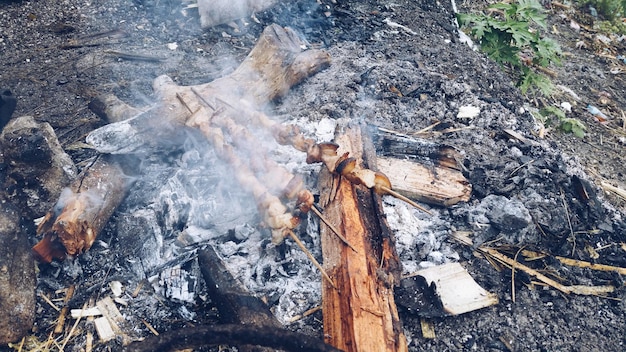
[311,205,358,253]
[379,186,432,215]
[412,121,441,135]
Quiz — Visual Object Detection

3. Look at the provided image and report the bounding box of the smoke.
[197,0,280,28]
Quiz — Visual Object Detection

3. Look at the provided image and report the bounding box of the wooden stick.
[311,205,359,253]
[287,230,336,290]
[480,247,615,295]
[54,285,75,334]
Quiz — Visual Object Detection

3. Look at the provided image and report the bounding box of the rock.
[468,195,535,245]
[0,203,35,344]
[485,195,532,232]
[197,0,279,28]
[0,116,77,218]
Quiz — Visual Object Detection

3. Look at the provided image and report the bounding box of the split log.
[377,157,471,206]
[371,127,471,206]
[318,124,408,352]
[33,156,129,262]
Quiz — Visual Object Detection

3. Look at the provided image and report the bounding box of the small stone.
[483,195,532,232]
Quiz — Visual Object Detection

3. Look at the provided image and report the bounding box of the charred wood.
[0,89,16,132]
[124,323,342,352]
[0,203,35,344]
[198,246,281,328]
[33,155,130,262]
[0,115,77,218]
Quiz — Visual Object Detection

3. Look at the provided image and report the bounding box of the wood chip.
[420,318,436,339]
[412,262,498,315]
[70,306,102,319]
[94,316,115,342]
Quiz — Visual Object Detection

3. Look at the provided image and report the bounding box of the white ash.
[113,118,327,323]
[382,196,459,275]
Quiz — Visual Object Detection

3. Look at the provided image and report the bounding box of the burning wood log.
[318,124,408,352]
[32,156,130,262]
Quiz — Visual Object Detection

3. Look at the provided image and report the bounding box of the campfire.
[1,0,625,351]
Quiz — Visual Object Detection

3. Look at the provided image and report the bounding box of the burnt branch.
[124,324,342,352]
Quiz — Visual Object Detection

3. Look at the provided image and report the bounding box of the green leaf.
[481,31,520,66]
[533,38,561,66]
[561,118,586,138]
[540,106,566,120]
[507,21,535,47]
[516,0,547,27]
[518,69,553,96]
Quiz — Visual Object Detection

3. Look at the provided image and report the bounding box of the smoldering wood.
[198,246,281,328]
[0,203,36,344]
[33,156,129,262]
[87,24,331,154]
[197,0,280,29]
[371,127,464,170]
[318,124,408,352]
[125,324,342,352]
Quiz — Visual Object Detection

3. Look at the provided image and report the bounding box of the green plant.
[583,0,626,21]
[458,0,562,96]
[538,106,586,137]
[578,0,626,34]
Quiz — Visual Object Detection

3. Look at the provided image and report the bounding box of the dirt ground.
[1,0,625,351]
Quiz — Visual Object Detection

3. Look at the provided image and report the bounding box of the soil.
[0,0,625,351]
